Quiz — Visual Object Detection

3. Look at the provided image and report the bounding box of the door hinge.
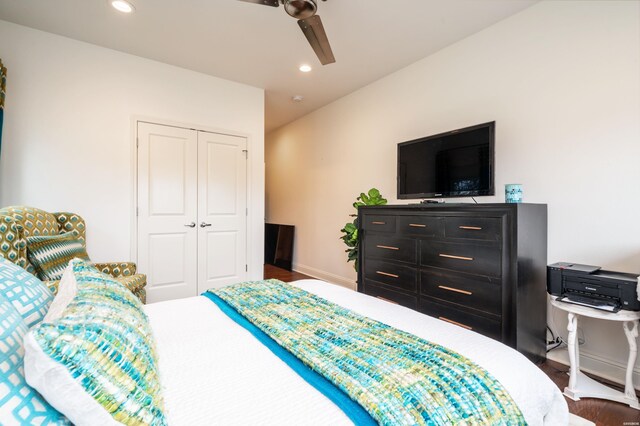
[136,137,139,148]
[246,208,248,216]
[245,264,248,272]
[136,207,139,217]
[242,149,248,158]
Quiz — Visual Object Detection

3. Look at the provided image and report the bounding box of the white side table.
[550,297,640,409]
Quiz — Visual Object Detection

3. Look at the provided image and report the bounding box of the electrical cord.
[546,325,556,344]
[546,334,585,353]
[546,325,563,352]
[546,323,586,353]
[547,303,586,353]
[547,339,565,352]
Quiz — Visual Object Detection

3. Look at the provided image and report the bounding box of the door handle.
[200,222,212,228]
[184,222,196,228]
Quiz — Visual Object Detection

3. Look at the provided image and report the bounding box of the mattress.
[144,279,568,425]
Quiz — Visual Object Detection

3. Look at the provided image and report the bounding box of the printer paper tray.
[557,295,621,313]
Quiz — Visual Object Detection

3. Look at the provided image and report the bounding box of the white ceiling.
[0,0,538,132]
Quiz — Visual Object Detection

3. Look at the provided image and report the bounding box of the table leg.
[567,312,579,391]
[622,320,639,406]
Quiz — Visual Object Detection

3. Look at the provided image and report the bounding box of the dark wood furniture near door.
[357,203,547,362]
[265,223,295,271]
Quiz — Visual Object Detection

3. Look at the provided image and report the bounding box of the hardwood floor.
[264,264,640,425]
[537,359,639,425]
[264,264,312,282]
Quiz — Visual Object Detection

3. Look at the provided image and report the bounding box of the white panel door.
[137,122,198,303]
[197,131,247,292]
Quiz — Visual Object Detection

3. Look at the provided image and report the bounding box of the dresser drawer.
[364,235,417,264]
[420,269,501,316]
[362,215,396,233]
[421,240,501,277]
[397,216,444,237]
[419,299,502,341]
[364,260,417,292]
[364,282,418,310]
[444,217,502,241]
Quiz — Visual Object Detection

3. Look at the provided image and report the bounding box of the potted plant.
[340,188,387,271]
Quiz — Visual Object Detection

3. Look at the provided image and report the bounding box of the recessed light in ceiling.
[299,64,312,73]
[110,0,135,13]
[292,95,304,103]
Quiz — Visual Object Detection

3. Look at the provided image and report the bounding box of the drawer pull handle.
[439,253,474,261]
[409,223,427,228]
[439,316,473,330]
[376,271,399,279]
[371,221,386,225]
[376,296,399,305]
[459,226,482,230]
[376,245,400,251]
[438,285,472,296]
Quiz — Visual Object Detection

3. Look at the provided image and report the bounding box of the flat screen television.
[397,122,495,199]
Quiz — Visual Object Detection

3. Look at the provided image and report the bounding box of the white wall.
[266,1,640,386]
[0,21,265,278]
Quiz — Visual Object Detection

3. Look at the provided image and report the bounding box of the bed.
[145,279,569,425]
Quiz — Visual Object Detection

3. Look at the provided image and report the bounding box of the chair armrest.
[93,262,137,278]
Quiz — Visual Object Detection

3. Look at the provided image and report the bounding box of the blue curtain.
[0,59,5,156]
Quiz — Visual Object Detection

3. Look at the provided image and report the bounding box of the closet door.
[197,131,248,292]
[137,123,198,303]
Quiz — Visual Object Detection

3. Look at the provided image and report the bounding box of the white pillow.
[43,262,78,323]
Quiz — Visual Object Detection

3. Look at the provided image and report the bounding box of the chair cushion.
[0,293,68,425]
[0,257,53,328]
[23,259,166,425]
[26,232,90,281]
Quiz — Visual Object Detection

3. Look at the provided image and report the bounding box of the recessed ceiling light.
[110,0,135,13]
[299,64,312,73]
[292,95,304,103]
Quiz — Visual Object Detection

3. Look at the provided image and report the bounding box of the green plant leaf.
[368,188,380,198]
[340,188,387,272]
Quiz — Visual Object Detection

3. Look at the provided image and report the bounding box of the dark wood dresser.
[357,203,547,362]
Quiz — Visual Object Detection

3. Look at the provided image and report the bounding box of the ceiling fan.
[238,0,336,65]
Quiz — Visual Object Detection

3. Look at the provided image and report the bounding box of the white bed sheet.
[144,279,568,425]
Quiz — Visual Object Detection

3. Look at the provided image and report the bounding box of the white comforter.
[144,279,568,425]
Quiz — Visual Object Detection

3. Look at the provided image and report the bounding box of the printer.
[547,262,640,312]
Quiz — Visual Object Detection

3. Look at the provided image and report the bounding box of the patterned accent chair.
[0,206,146,303]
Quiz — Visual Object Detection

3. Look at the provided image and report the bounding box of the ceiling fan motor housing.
[284,0,317,19]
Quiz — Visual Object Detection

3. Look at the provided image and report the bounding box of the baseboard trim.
[547,348,640,391]
[292,263,356,291]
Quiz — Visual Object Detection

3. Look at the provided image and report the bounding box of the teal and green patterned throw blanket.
[204,280,525,426]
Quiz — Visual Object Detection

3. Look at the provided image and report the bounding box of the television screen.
[397,122,495,199]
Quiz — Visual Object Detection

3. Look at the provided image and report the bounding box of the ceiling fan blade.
[298,15,336,65]
[237,0,280,7]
